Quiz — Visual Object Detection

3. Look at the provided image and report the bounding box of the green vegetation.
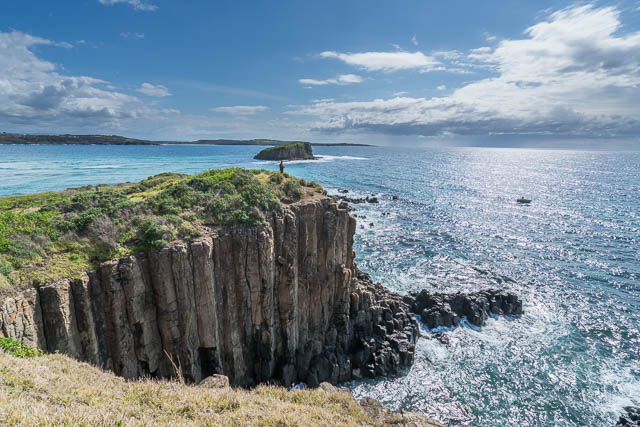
[0,168,324,289]
[254,141,315,160]
[0,338,43,358]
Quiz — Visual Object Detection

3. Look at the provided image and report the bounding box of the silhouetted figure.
[279,160,285,174]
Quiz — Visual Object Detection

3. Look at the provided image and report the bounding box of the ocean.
[1,144,638,426]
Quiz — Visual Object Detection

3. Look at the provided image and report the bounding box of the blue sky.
[1,0,640,147]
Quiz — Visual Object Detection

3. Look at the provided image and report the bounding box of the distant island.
[254,141,316,161]
[0,133,372,147]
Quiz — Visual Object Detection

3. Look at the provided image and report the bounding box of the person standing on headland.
[279,160,285,174]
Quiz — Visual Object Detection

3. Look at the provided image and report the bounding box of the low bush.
[0,338,43,358]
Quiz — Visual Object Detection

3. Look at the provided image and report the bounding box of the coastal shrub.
[0,338,43,358]
[136,219,169,251]
[282,179,303,201]
[0,261,12,276]
[0,168,322,288]
[269,173,284,184]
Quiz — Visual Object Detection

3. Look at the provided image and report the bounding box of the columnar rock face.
[0,197,418,387]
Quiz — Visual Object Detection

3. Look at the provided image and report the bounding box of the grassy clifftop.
[0,349,369,426]
[0,168,323,292]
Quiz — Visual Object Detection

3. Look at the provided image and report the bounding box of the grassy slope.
[0,350,376,426]
[0,168,323,293]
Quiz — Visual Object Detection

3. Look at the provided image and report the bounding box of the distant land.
[0,133,372,147]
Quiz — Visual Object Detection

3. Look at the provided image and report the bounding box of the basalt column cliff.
[0,197,419,387]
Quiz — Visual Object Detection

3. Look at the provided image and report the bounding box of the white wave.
[253,155,368,165]
[600,366,640,416]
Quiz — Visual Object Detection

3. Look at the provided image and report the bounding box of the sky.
[1,0,640,147]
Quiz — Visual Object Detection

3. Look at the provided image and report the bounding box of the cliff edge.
[0,171,417,387]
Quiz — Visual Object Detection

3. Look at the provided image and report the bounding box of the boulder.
[199,374,230,389]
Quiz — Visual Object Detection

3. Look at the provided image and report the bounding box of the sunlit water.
[1,144,638,426]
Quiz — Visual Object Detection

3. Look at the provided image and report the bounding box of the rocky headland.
[1,196,419,387]
[254,141,316,161]
[0,169,524,425]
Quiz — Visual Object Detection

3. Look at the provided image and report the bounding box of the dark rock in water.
[617,407,640,426]
[254,141,315,160]
[392,195,399,201]
[338,189,349,194]
[341,195,380,204]
[340,196,366,204]
[406,288,523,329]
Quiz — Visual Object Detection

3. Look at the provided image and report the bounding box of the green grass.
[0,168,325,289]
[0,338,43,358]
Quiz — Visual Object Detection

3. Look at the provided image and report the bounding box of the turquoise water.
[1,144,639,426]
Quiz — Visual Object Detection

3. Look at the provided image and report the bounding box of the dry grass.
[0,351,375,426]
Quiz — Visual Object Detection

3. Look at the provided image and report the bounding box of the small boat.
[516,197,532,204]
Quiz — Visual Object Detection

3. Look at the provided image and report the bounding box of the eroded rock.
[405,288,523,329]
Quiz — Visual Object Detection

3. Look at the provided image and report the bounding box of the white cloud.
[290,5,640,141]
[136,82,171,97]
[436,85,446,91]
[432,50,463,60]
[210,105,269,115]
[320,50,441,72]
[0,31,145,128]
[98,0,157,11]
[120,32,145,39]
[0,31,293,140]
[484,32,497,42]
[412,35,419,46]
[298,74,363,86]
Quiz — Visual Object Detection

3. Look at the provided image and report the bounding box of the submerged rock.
[405,288,523,329]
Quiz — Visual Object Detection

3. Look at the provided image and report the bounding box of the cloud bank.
[292,5,640,140]
[320,50,441,72]
[0,31,144,126]
[98,0,157,11]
